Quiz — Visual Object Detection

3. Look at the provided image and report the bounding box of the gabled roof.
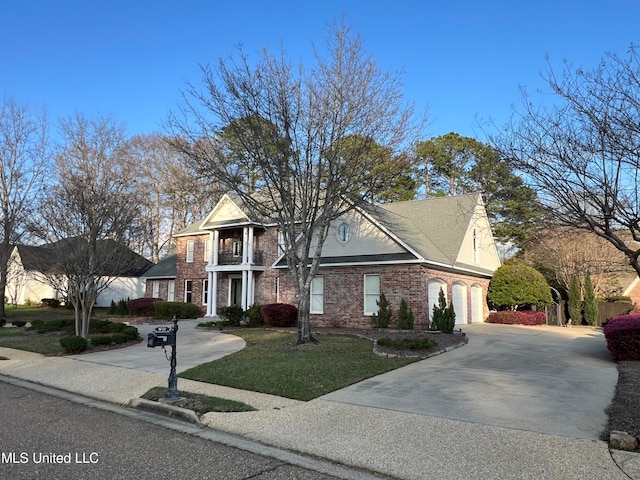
[371,193,482,266]
[142,254,177,279]
[15,239,153,277]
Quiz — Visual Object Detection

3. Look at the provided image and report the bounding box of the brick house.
[144,193,501,327]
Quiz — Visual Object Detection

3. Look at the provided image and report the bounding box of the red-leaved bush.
[261,303,298,327]
[487,310,546,325]
[127,297,161,316]
[603,313,640,361]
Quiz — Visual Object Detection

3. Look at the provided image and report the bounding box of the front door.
[230,278,243,306]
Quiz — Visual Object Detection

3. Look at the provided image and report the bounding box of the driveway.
[321,323,617,440]
[69,319,245,373]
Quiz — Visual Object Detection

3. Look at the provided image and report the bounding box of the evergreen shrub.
[154,301,202,319]
[219,306,244,326]
[396,298,415,330]
[371,293,392,328]
[60,336,88,354]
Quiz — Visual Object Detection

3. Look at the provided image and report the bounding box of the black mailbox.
[147,328,176,348]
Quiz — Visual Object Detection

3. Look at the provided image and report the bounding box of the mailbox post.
[147,315,180,400]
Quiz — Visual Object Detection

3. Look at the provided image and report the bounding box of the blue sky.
[2,0,638,142]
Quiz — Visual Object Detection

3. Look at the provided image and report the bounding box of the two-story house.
[145,193,501,328]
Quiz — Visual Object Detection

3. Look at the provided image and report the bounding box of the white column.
[247,270,254,307]
[213,230,219,266]
[241,270,248,310]
[242,227,249,265]
[210,271,218,316]
[247,226,254,264]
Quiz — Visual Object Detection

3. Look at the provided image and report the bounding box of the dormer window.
[337,222,351,243]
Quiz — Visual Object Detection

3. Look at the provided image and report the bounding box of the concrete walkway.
[0,321,638,479]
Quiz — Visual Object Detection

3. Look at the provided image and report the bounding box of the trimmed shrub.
[90,335,113,346]
[111,332,131,344]
[378,337,436,350]
[488,310,546,325]
[261,303,298,327]
[396,298,415,330]
[60,336,88,354]
[32,318,75,334]
[154,301,202,319]
[219,306,245,326]
[122,326,139,340]
[12,320,26,328]
[90,319,125,334]
[127,297,160,316]
[488,262,552,309]
[41,298,60,308]
[568,275,583,325]
[371,293,392,328]
[603,313,640,361]
[245,303,264,327]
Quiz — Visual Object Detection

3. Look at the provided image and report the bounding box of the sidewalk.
[0,327,638,479]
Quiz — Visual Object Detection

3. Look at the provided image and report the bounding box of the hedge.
[487,310,546,325]
[127,297,161,316]
[154,301,202,319]
[603,313,640,361]
[261,303,298,327]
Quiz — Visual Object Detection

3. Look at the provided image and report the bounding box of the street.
[0,381,345,480]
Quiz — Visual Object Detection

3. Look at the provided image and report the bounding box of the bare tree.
[30,114,144,338]
[527,226,629,297]
[492,47,640,277]
[0,98,49,318]
[128,133,222,262]
[168,21,422,343]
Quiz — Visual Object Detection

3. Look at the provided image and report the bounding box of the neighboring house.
[159,193,501,328]
[142,254,177,301]
[6,241,154,307]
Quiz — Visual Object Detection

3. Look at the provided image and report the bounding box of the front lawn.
[179,329,421,401]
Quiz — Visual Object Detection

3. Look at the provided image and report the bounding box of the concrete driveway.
[321,323,617,441]
[69,319,245,373]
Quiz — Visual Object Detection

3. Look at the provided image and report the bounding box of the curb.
[372,332,468,358]
[130,398,200,424]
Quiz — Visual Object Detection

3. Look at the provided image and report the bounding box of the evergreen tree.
[583,273,598,326]
[397,298,415,330]
[568,275,583,325]
[372,293,392,328]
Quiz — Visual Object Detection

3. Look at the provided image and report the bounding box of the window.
[202,279,209,305]
[168,280,175,302]
[186,240,195,263]
[364,274,380,315]
[232,241,243,257]
[337,222,351,243]
[152,281,160,298]
[204,237,211,262]
[277,231,286,254]
[472,228,479,264]
[310,277,324,314]
[184,280,193,303]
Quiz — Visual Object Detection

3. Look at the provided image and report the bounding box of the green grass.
[141,387,256,415]
[179,330,420,401]
[0,334,64,355]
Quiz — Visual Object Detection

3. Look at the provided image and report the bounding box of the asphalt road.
[0,381,344,480]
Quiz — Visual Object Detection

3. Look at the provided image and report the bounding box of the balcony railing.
[217,250,264,265]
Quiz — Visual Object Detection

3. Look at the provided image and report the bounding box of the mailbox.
[147,328,176,348]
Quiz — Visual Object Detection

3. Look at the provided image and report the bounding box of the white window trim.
[186,240,195,263]
[310,276,324,314]
[168,280,175,302]
[204,237,211,262]
[202,279,209,305]
[363,274,380,316]
[184,280,193,303]
[232,240,242,257]
[152,281,160,298]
